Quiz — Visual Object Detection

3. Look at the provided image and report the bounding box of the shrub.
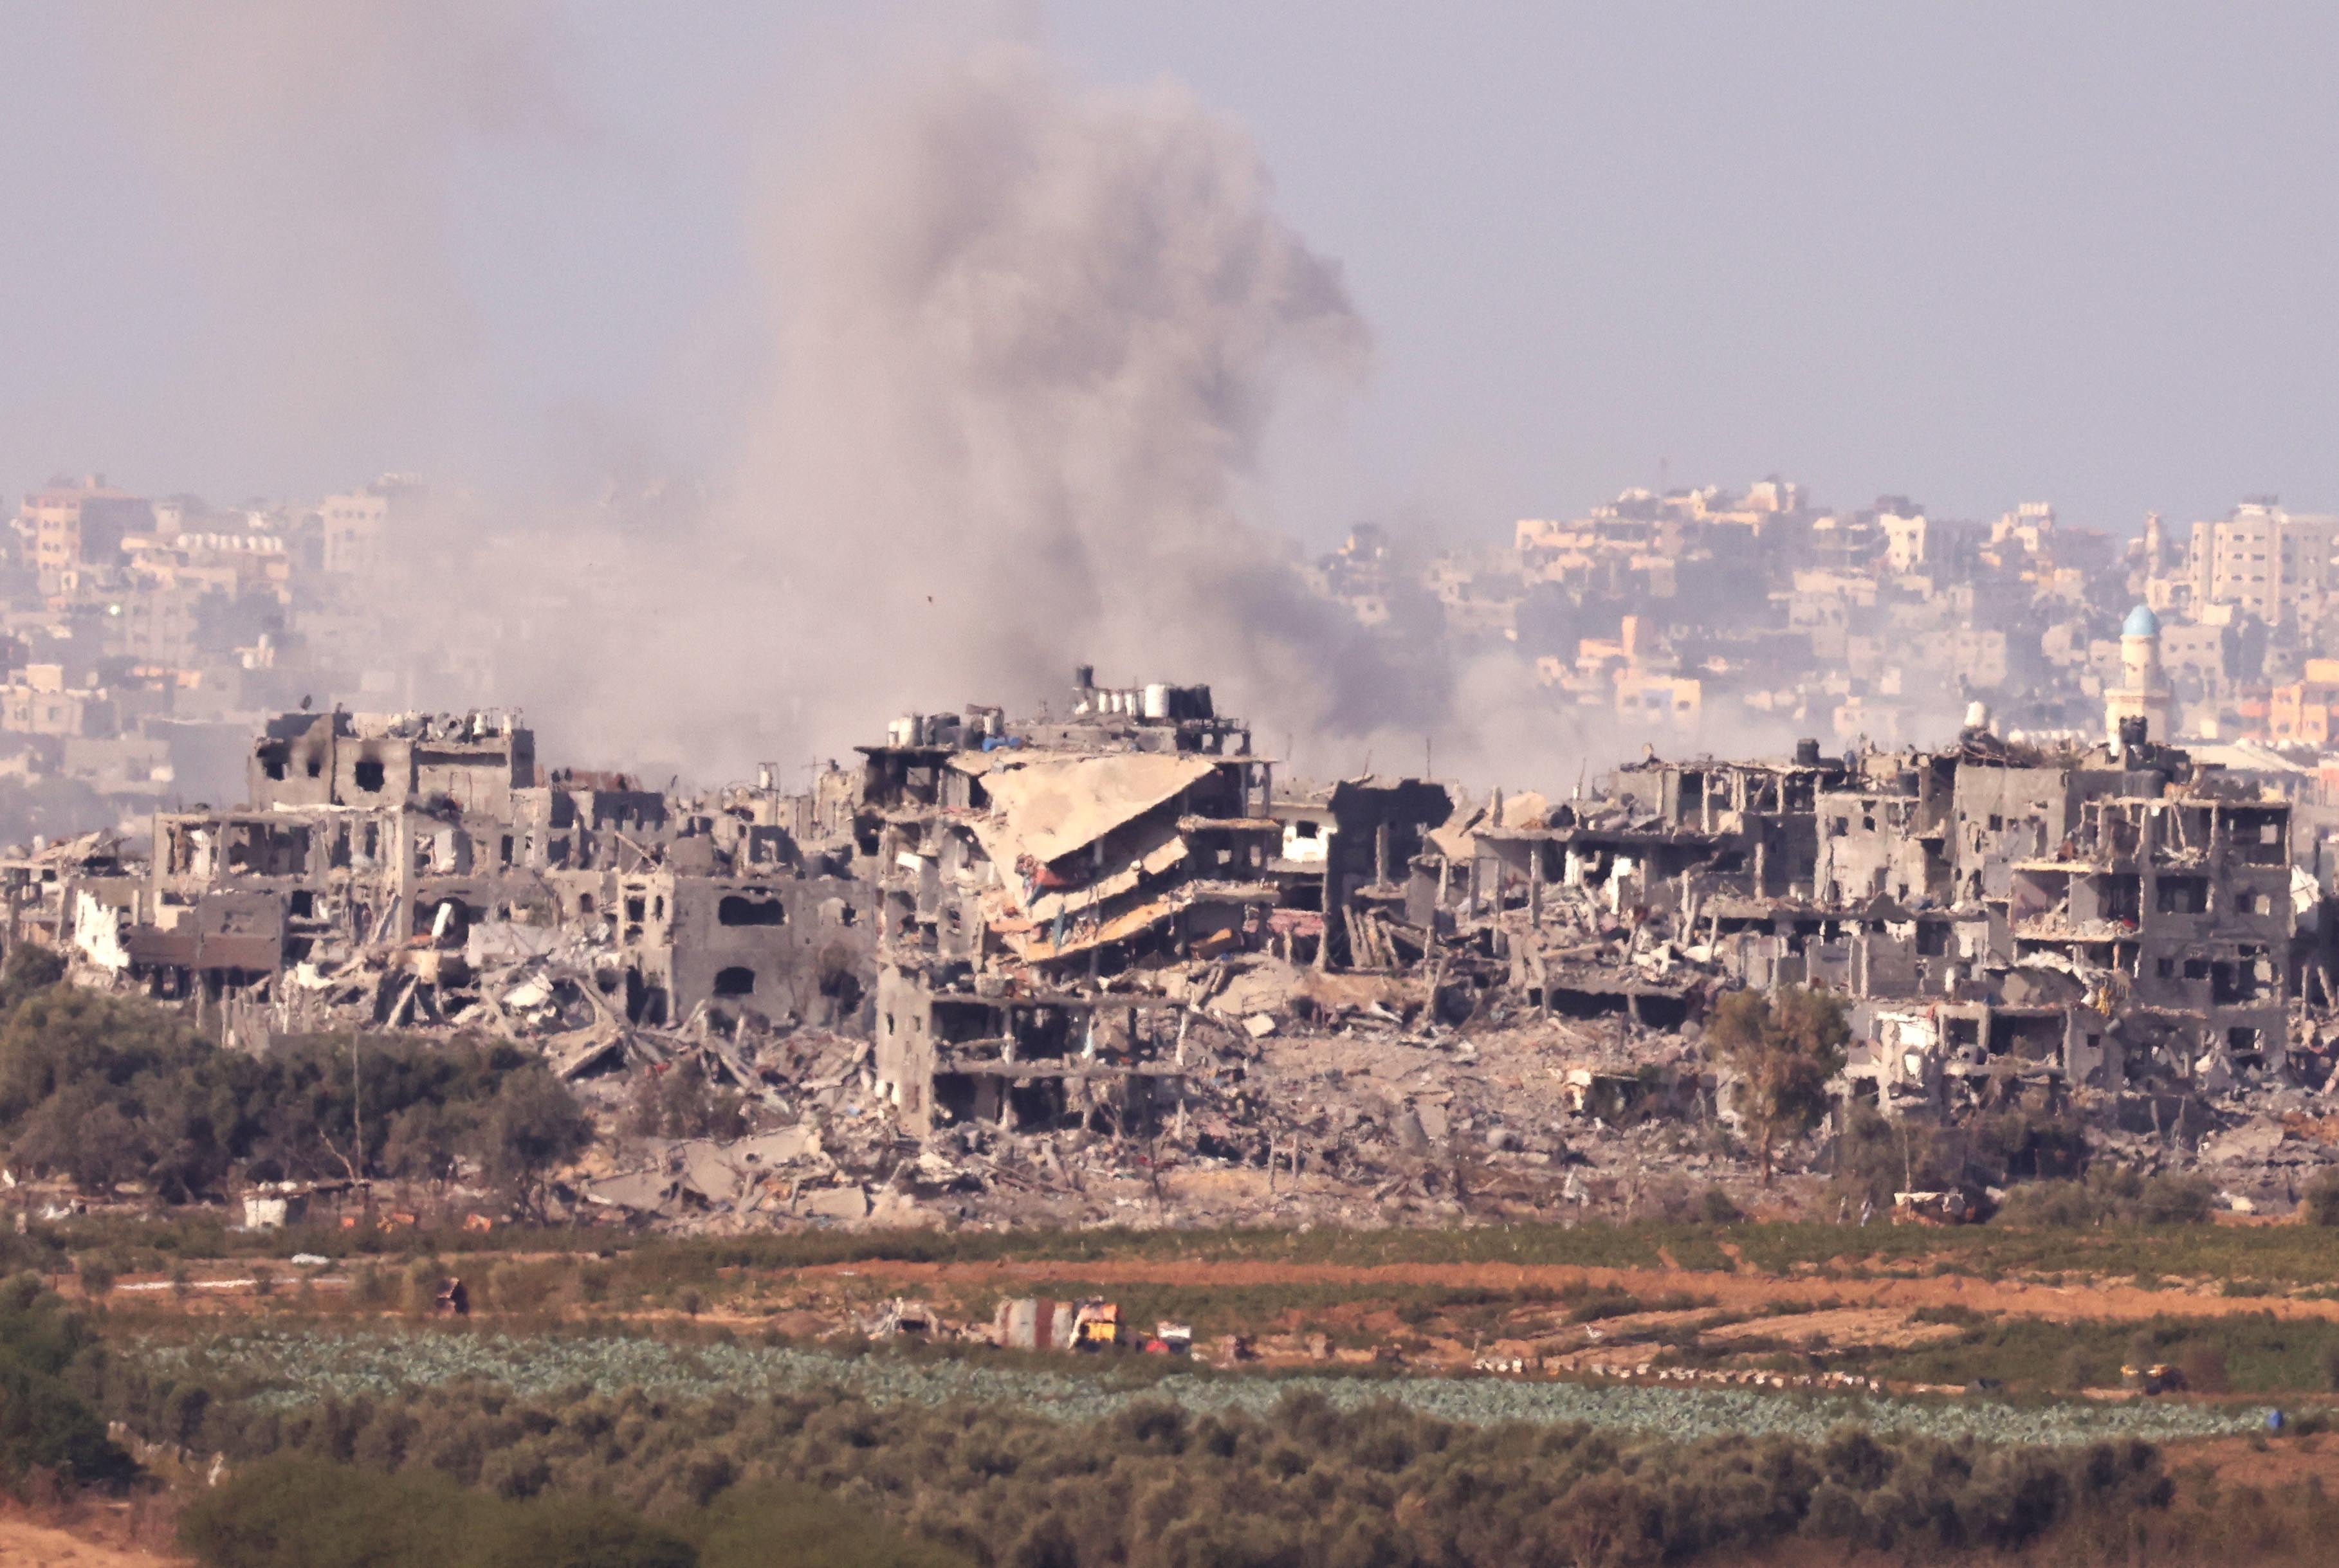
[0,1273,132,1491]
[0,997,592,1201]
[1994,1167,2216,1228]
[477,1495,694,1568]
[74,1252,118,1299]
[146,1369,2174,1568]
[0,945,66,1012]
[486,1262,560,1315]
[474,1067,594,1220]
[179,1456,964,1568]
[1563,1290,1644,1324]
[2138,1173,2217,1226]
[404,1259,446,1317]
[1708,988,1847,1183]
[180,1455,481,1568]
[353,1263,394,1309]
[627,1061,747,1145]
[1839,1106,2096,1217]
[2303,1167,2339,1227]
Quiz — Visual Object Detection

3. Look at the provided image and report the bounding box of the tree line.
[96,1345,2194,1568]
[0,947,588,1206]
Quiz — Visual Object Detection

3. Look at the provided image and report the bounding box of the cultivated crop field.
[127,1322,2293,1447]
[34,1214,2339,1567]
[68,1212,2339,1404]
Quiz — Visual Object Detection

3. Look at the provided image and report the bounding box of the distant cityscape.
[3,467,2334,853]
[1305,479,2337,760]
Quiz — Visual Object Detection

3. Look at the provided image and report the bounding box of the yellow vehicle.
[1071,1299,1123,1351]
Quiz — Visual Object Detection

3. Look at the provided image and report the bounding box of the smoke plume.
[398,39,1485,781]
[87,14,1821,793]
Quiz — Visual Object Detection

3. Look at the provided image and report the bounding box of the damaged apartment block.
[7,653,2339,1232]
[861,668,1467,1142]
[56,706,875,1068]
[1815,719,2303,1120]
[867,670,1285,1137]
[1454,744,1851,1026]
[1431,710,2329,1138]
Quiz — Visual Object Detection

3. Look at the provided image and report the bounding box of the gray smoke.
[82,13,1789,793]
[400,38,1469,781]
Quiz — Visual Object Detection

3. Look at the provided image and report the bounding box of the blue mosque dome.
[2122,603,2160,638]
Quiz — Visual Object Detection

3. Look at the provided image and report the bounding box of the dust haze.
[87,14,1840,792]
[78,1,569,475]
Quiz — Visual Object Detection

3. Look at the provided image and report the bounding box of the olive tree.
[1707,987,1848,1184]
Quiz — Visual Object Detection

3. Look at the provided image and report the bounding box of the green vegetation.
[181,1456,961,1568]
[142,1366,2180,1567]
[2304,1167,2339,1227]
[1707,987,1847,1182]
[626,1059,748,1143]
[1831,1102,2091,1209]
[0,1272,133,1492]
[1995,1165,2218,1226]
[1872,1308,2339,1394]
[109,1323,2271,1448]
[32,1207,2339,1308]
[1640,1303,2339,1397]
[0,965,587,1200]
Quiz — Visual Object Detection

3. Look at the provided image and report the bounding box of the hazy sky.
[5,3,2337,545]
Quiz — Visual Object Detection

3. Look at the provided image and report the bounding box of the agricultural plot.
[133,1326,2290,1446]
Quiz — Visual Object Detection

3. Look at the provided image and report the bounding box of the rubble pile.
[9,661,2339,1228]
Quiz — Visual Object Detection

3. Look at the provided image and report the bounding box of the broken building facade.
[4,661,2334,1212]
[37,706,875,1062]
[1445,716,2319,1125]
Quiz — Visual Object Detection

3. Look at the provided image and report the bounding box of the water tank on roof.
[1142,683,1170,720]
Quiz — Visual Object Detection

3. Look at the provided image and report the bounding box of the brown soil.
[790,1255,2339,1325]
[0,1515,183,1567]
[1700,1306,1964,1350]
[2170,1432,2339,1488]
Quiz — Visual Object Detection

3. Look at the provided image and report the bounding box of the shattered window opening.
[718,895,785,927]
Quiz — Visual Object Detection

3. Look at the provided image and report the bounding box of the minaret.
[2105,603,2173,745]
[2142,512,2165,575]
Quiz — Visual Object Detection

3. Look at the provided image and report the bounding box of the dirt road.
[0,1517,181,1568]
[803,1255,2339,1325]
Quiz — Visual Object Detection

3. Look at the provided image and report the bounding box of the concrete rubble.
[6,662,2339,1228]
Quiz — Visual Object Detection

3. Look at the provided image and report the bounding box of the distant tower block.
[2104,603,2173,745]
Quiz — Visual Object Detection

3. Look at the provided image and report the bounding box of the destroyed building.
[856,669,1471,1141]
[1447,713,2318,1124]
[1809,721,2303,1115]
[3,658,2337,1230]
[36,707,875,1062]
[865,671,1282,1138]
